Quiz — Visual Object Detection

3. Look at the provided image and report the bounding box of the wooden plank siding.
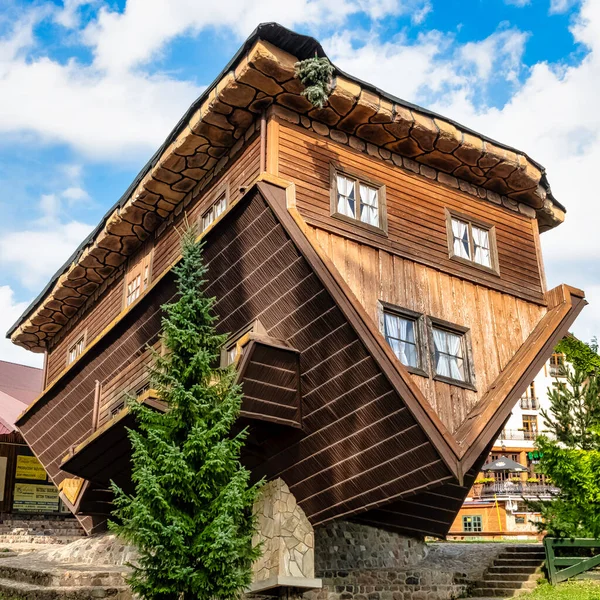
[19,187,455,535]
[43,134,261,391]
[307,227,545,434]
[276,122,546,305]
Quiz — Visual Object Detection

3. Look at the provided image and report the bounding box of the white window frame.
[67,333,86,365]
[446,209,499,275]
[201,193,227,232]
[330,164,387,234]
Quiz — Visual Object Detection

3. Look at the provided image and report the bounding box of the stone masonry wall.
[314,521,427,572]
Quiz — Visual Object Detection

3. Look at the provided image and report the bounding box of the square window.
[447,211,498,273]
[331,166,386,233]
[383,312,418,369]
[462,515,482,532]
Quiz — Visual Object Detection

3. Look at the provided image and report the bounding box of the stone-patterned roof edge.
[7,22,564,350]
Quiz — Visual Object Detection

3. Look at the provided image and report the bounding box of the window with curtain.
[448,213,496,271]
[333,168,383,229]
[431,326,466,382]
[67,335,85,364]
[383,311,418,369]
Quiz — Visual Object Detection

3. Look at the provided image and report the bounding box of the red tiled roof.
[0,360,43,405]
[0,360,42,433]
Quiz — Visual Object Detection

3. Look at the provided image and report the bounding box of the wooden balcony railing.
[480,481,560,497]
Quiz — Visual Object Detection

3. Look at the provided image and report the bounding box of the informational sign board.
[15,455,47,481]
[13,483,59,512]
[0,456,7,502]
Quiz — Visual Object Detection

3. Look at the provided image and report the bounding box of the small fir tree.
[109,226,261,600]
[294,55,334,109]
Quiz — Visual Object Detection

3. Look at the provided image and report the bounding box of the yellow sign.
[15,455,46,481]
[13,483,59,513]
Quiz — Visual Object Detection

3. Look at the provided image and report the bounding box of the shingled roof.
[7,22,566,352]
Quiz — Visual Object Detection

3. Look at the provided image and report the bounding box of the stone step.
[497,552,544,560]
[477,580,537,590]
[479,572,539,583]
[503,545,544,552]
[487,565,541,575]
[0,536,84,545]
[471,587,530,597]
[0,577,130,600]
[0,560,128,587]
[493,558,543,567]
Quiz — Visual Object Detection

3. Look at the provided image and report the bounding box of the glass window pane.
[215,195,226,217]
[451,218,470,259]
[384,312,418,368]
[202,209,214,231]
[472,226,491,267]
[432,327,465,382]
[337,175,356,218]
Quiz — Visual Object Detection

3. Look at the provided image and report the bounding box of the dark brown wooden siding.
[277,122,545,305]
[19,187,453,532]
[44,134,261,391]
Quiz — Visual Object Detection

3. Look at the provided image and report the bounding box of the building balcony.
[499,429,538,441]
[479,481,559,498]
[519,397,539,410]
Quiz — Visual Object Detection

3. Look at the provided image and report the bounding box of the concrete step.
[0,560,128,587]
[503,545,544,552]
[0,536,85,546]
[478,572,539,583]
[0,577,130,600]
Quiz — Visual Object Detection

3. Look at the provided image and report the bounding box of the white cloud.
[505,0,531,6]
[0,286,43,367]
[549,0,578,14]
[54,0,98,29]
[62,186,90,202]
[0,221,93,289]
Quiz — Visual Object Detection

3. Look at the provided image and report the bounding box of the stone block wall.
[314,521,427,572]
[251,478,319,592]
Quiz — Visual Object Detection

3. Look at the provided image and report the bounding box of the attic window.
[330,165,387,234]
[201,194,227,232]
[446,210,498,274]
[125,245,153,308]
[67,334,85,365]
[220,320,266,368]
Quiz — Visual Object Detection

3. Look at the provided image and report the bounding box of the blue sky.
[0,0,598,366]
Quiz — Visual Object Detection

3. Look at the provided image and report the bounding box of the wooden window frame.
[66,330,87,366]
[124,245,154,309]
[330,163,388,236]
[220,320,266,368]
[462,515,482,533]
[378,301,428,377]
[200,187,229,234]
[445,208,499,276]
[427,316,477,391]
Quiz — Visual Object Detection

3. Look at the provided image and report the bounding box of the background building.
[451,351,569,538]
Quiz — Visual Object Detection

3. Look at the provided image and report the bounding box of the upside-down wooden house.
[8,23,585,585]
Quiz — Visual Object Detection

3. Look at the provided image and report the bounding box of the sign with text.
[15,455,46,481]
[13,483,59,512]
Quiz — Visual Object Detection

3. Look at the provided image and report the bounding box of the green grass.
[517,580,600,599]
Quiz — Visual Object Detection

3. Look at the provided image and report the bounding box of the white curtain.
[384,313,416,367]
[337,175,356,218]
[472,226,491,267]
[359,184,379,226]
[452,219,470,259]
[433,328,464,381]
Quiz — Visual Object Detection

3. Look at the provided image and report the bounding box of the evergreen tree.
[109,226,261,600]
[294,55,334,109]
[541,368,600,450]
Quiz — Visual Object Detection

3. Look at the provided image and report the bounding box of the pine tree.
[109,226,262,600]
[294,55,334,109]
[541,368,600,450]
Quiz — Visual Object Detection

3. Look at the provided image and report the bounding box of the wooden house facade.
[8,23,585,562]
